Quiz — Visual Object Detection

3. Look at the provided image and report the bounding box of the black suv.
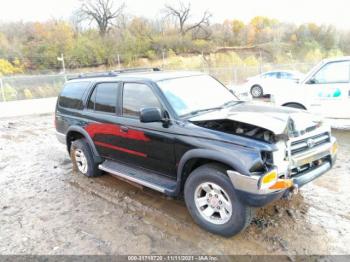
[55,68,338,237]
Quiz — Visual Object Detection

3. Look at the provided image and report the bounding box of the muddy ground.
[0,114,349,255]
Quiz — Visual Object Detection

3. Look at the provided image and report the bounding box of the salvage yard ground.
[0,114,349,255]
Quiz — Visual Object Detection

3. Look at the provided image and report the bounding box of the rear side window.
[59,82,90,109]
[87,82,119,113]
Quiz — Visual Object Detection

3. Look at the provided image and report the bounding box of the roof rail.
[67,67,161,80]
[114,67,161,74]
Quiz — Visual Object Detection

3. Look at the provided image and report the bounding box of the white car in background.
[272,57,350,119]
[246,70,305,98]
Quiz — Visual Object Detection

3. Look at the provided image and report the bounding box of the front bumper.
[292,161,331,187]
[227,137,337,207]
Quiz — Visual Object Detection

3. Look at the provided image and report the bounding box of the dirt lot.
[0,114,349,255]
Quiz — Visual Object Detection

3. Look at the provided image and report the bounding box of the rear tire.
[250,85,263,98]
[184,164,254,237]
[70,139,102,177]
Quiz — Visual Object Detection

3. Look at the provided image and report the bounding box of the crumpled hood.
[189,102,323,135]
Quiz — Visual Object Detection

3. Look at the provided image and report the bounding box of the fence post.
[233,66,237,84]
[0,78,5,102]
[117,54,121,69]
[162,49,166,68]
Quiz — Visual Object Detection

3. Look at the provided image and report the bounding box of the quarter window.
[59,82,90,109]
[88,83,118,113]
[122,83,161,117]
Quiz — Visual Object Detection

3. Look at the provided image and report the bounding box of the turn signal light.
[269,179,293,190]
[331,142,338,155]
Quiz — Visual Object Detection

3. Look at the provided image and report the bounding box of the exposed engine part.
[193,119,276,143]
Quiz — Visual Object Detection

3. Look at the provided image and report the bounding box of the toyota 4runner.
[55,68,338,237]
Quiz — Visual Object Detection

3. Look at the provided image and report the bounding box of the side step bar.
[99,160,177,194]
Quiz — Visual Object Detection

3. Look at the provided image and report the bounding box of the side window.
[313,61,350,84]
[123,83,161,117]
[280,72,292,79]
[59,81,90,109]
[87,83,118,113]
[264,72,278,79]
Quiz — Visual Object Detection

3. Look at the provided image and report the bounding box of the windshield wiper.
[182,101,244,118]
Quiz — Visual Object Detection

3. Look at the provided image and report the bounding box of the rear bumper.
[56,131,66,144]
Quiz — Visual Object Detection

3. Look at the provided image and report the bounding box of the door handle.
[120,126,129,133]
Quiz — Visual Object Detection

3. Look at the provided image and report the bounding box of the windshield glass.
[157,75,237,117]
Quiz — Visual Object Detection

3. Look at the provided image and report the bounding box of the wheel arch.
[175,149,247,195]
[282,102,307,110]
[66,126,102,162]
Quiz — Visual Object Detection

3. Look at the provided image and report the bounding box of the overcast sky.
[0,0,349,29]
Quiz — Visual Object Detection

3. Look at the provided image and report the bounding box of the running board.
[99,160,177,194]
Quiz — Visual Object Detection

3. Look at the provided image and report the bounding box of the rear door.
[83,82,122,160]
[305,60,350,118]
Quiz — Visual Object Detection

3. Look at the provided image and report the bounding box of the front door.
[305,60,350,118]
[115,82,176,176]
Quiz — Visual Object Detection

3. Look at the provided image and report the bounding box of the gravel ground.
[0,114,349,255]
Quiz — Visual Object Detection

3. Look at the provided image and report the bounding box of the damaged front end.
[190,107,337,205]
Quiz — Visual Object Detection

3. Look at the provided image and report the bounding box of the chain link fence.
[0,63,315,102]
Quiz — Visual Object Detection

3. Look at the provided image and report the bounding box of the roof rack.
[114,67,161,74]
[68,67,161,80]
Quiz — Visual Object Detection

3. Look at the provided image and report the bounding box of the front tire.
[184,164,253,237]
[70,139,102,177]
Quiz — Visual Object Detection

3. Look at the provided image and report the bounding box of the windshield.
[157,75,238,117]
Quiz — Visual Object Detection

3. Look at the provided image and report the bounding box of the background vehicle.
[246,70,305,98]
[55,68,337,237]
[272,57,350,119]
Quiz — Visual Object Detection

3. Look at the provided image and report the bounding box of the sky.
[0,0,349,29]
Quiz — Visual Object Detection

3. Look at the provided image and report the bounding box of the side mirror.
[140,107,163,123]
[306,78,317,85]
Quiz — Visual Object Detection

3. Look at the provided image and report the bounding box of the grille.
[290,132,330,155]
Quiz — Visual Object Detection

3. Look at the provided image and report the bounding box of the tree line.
[0,0,349,75]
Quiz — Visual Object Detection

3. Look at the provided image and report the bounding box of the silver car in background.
[246,70,305,98]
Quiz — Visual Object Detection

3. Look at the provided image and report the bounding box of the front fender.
[173,147,263,196]
[177,148,256,178]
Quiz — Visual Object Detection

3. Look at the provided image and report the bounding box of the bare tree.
[77,0,125,36]
[164,1,211,36]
